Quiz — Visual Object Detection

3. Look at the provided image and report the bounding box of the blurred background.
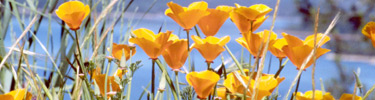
[1,0,375,99]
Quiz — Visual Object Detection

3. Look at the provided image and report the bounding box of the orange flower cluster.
[52,1,346,100]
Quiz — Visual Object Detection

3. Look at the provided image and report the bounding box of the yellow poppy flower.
[191,35,230,63]
[186,70,220,99]
[339,93,362,100]
[129,28,176,59]
[91,67,126,97]
[233,3,272,21]
[112,43,136,61]
[281,33,330,70]
[162,38,190,70]
[236,30,277,58]
[268,38,287,58]
[230,3,271,33]
[197,6,233,36]
[230,12,268,33]
[0,89,32,100]
[223,70,284,100]
[216,87,229,100]
[56,1,90,30]
[362,21,375,47]
[303,33,331,47]
[94,75,120,97]
[295,90,335,100]
[165,1,210,30]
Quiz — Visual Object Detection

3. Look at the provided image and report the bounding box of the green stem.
[152,59,156,100]
[206,62,211,70]
[126,77,132,100]
[224,45,245,75]
[291,72,302,100]
[175,71,181,100]
[274,58,284,78]
[74,30,82,60]
[186,29,190,52]
[194,26,201,38]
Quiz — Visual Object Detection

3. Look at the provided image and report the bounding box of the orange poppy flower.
[129,28,176,59]
[281,33,330,70]
[303,33,331,47]
[223,70,284,100]
[112,43,136,61]
[197,6,233,36]
[191,35,230,63]
[216,87,229,100]
[230,13,268,33]
[236,30,277,58]
[339,93,362,100]
[186,70,220,99]
[162,38,190,70]
[165,1,210,30]
[268,38,287,58]
[295,90,335,100]
[91,67,126,97]
[233,4,272,21]
[362,21,375,47]
[0,89,32,100]
[56,1,90,30]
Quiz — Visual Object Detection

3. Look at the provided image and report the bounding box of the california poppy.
[186,70,220,99]
[0,89,32,100]
[229,4,271,33]
[362,21,375,48]
[233,4,272,21]
[223,70,284,100]
[112,43,136,61]
[56,1,90,30]
[295,90,335,100]
[191,35,230,63]
[281,33,330,70]
[165,1,210,30]
[216,87,229,100]
[339,93,362,100]
[197,6,233,36]
[162,38,190,71]
[236,30,277,58]
[230,13,268,33]
[268,38,287,58]
[129,28,176,59]
[91,67,125,97]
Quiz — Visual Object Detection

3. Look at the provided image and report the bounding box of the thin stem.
[194,26,201,38]
[186,29,190,51]
[186,29,194,72]
[74,30,82,59]
[206,62,211,70]
[126,77,132,100]
[175,71,181,100]
[224,45,245,75]
[274,58,284,78]
[267,54,272,74]
[291,72,303,100]
[151,59,156,100]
